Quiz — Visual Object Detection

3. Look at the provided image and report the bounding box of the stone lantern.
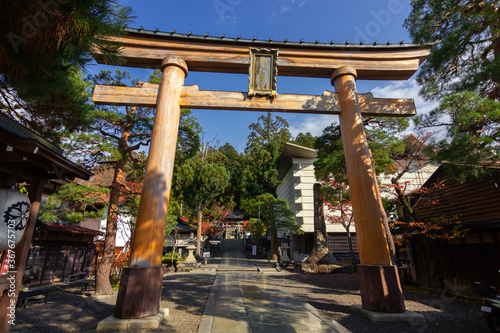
[280,236,291,263]
[184,232,197,263]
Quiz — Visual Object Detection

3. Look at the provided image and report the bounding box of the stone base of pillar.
[114,266,164,319]
[358,264,405,313]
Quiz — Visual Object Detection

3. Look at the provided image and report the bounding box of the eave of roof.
[277,142,317,180]
[42,223,104,236]
[0,114,92,180]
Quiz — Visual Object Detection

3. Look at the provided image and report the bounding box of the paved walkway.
[197,251,351,333]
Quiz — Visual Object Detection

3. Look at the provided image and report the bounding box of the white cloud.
[371,78,438,115]
[288,79,440,140]
[276,0,306,14]
[289,114,338,139]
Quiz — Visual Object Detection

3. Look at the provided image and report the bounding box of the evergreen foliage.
[241,112,291,203]
[39,182,108,224]
[292,132,316,148]
[405,0,500,100]
[415,92,500,179]
[0,0,134,143]
[176,148,230,256]
[406,1,500,178]
[249,193,302,260]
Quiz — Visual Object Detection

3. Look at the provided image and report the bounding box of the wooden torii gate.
[92,28,430,320]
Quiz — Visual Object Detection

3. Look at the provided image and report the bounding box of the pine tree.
[250,193,302,261]
[176,148,230,257]
[0,0,133,143]
[405,1,500,100]
[406,1,500,178]
[241,112,291,202]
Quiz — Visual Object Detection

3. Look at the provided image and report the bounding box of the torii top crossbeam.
[94,27,429,80]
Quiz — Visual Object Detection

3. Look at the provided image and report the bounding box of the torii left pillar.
[114,57,188,319]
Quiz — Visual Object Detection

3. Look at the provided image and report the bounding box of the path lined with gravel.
[11,253,490,332]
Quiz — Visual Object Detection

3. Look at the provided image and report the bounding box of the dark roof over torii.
[128,27,417,50]
[94,27,431,80]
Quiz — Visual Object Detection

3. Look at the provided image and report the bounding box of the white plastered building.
[276,143,358,260]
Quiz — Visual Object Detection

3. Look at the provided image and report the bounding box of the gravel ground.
[10,253,490,333]
[264,270,490,333]
[11,271,217,333]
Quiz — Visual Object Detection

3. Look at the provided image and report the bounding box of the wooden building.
[163,218,197,255]
[407,165,500,294]
[0,114,91,331]
[24,222,103,286]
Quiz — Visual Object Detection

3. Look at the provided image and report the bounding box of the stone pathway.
[197,251,351,333]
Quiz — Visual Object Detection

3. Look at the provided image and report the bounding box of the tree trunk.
[313,183,329,253]
[95,156,126,295]
[346,228,357,266]
[196,205,203,258]
[95,126,130,295]
[270,230,278,261]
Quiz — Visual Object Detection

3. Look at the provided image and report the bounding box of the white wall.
[378,160,439,200]
[98,213,132,247]
[277,157,350,234]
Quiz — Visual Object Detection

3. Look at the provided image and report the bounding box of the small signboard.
[252,245,257,256]
[248,48,278,97]
[209,240,220,244]
[203,252,210,258]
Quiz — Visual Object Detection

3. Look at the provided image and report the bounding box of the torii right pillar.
[331,66,405,313]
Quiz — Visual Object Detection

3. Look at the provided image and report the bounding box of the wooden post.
[114,57,188,319]
[0,177,45,333]
[331,66,405,313]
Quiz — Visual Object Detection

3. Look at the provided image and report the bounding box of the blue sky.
[90,0,437,152]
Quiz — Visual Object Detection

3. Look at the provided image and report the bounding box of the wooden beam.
[93,30,430,80]
[93,84,416,117]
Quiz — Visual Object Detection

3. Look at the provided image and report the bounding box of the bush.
[161,252,186,268]
[110,275,120,290]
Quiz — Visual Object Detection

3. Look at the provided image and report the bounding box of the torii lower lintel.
[93,84,417,117]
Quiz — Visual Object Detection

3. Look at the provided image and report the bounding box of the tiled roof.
[42,223,104,236]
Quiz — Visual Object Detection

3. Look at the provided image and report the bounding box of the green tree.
[176,149,230,257]
[0,0,133,143]
[405,1,500,100]
[250,193,302,261]
[246,218,267,244]
[65,70,201,294]
[293,132,316,148]
[406,1,500,178]
[218,143,244,208]
[241,112,291,203]
[65,70,153,295]
[39,182,109,224]
[245,111,291,157]
[415,92,500,180]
